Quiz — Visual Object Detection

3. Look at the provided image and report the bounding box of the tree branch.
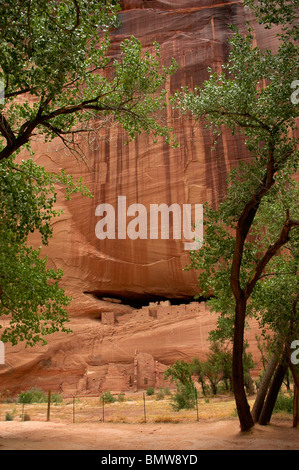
[205,109,272,133]
[5,88,32,98]
[258,271,299,280]
[0,113,16,147]
[230,144,277,299]
[245,212,299,299]
[40,0,81,34]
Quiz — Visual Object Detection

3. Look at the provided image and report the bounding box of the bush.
[170,384,196,411]
[16,388,63,404]
[274,392,293,414]
[155,388,165,400]
[146,387,155,396]
[17,387,47,404]
[163,387,172,396]
[101,391,116,403]
[118,393,125,402]
[5,412,14,421]
[51,393,63,404]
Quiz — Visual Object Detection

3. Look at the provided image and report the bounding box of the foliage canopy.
[173,18,299,430]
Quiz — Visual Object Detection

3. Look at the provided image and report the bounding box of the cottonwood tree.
[164,360,196,410]
[0,0,177,347]
[173,22,299,430]
[244,0,299,39]
[248,187,299,426]
[191,343,254,396]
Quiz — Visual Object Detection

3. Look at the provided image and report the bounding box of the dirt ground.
[0,418,298,450]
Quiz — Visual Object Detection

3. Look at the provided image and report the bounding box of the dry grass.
[154,416,180,423]
[0,393,260,425]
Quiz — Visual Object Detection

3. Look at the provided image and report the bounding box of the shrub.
[170,384,196,411]
[17,388,63,404]
[146,387,155,396]
[274,392,293,414]
[155,388,165,400]
[118,393,125,402]
[163,387,172,396]
[17,387,47,404]
[5,412,13,421]
[51,393,63,404]
[101,391,116,403]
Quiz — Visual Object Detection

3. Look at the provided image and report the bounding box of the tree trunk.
[258,357,288,425]
[293,384,299,428]
[252,353,279,423]
[229,156,292,432]
[289,361,299,428]
[245,374,255,395]
[232,297,254,431]
[284,369,290,390]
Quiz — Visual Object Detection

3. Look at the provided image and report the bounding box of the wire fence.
[0,391,241,425]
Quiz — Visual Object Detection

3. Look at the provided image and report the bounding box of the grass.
[0,392,293,425]
[154,416,180,423]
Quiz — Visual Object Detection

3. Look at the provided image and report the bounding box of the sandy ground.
[0,418,298,450]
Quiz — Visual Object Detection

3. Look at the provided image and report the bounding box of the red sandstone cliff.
[26,0,280,303]
[0,1,280,395]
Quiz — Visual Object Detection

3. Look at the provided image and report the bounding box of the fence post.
[195,387,199,422]
[101,395,105,423]
[143,392,146,424]
[73,396,75,424]
[47,391,51,422]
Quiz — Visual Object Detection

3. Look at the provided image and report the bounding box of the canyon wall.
[0,301,261,396]
[27,0,280,304]
[0,1,280,395]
